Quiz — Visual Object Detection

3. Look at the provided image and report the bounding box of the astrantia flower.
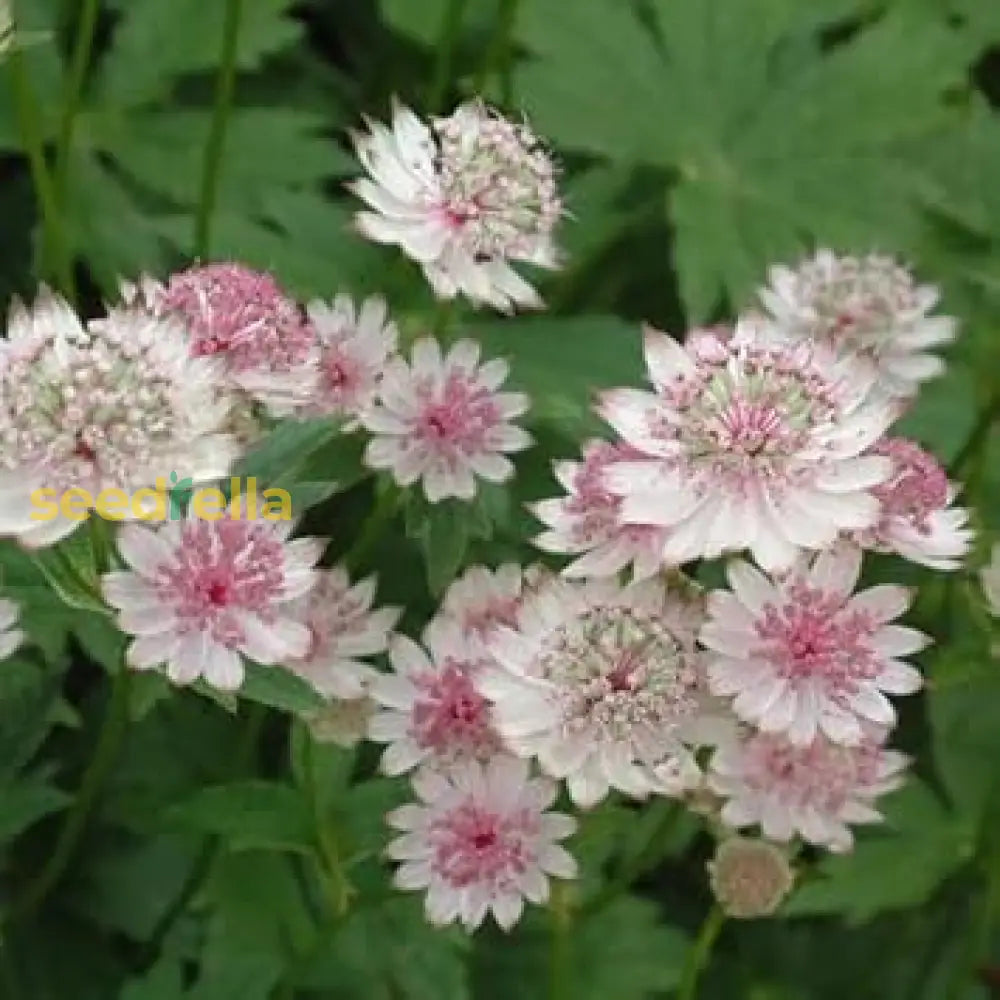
[759,250,955,399]
[708,729,908,852]
[600,323,895,573]
[299,294,398,422]
[350,99,561,312]
[103,515,324,691]
[433,563,525,653]
[982,543,1000,619]
[386,756,577,930]
[0,597,25,660]
[855,437,972,570]
[0,291,236,548]
[480,575,729,808]
[531,439,666,580]
[129,263,319,413]
[707,837,795,919]
[362,337,531,502]
[284,566,400,698]
[702,547,927,746]
[368,621,503,775]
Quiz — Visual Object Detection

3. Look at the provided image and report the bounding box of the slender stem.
[344,485,398,574]
[7,48,76,300]
[9,665,132,921]
[677,906,725,1000]
[474,0,520,103]
[548,881,573,1000]
[428,0,469,113]
[54,0,100,204]
[193,0,244,258]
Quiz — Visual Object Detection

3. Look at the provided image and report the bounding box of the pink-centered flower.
[854,437,972,570]
[350,99,562,313]
[0,597,24,660]
[386,756,577,931]
[103,515,324,691]
[0,290,236,548]
[708,729,908,852]
[432,563,526,653]
[126,263,319,413]
[361,337,531,502]
[759,250,956,399]
[299,294,399,423]
[600,322,896,573]
[283,566,400,699]
[702,547,927,746]
[480,575,732,808]
[368,620,504,775]
[531,439,667,580]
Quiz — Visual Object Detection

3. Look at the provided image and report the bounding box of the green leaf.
[893,359,978,463]
[120,959,185,1000]
[782,781,975,922]
[233,418,342,486]
[407,498,471,597]
[240,661,325,715]
[0,779,70,845]
[165,780,314,854]
[0,656,61,781]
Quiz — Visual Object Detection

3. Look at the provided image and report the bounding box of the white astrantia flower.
[0,290,237,548]
[600,321,897,573]
[758,249,956,400]
[283,566,400,699]
[530,439,667,580]
[708,728,908,853]
[431,563,526,654]
[386,755,577,931]
[102,514,324,691]
[361,337,531,503]
[702,546,927,747]
[298,294,399,424]
[368,619,503,775]
[349,98,562,313]
[0,597,25,660]
[480,574,733,808]
[854,437,972,571]
[982,543,1000,619]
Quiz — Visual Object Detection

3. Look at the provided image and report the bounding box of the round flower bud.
[707,837,795,919]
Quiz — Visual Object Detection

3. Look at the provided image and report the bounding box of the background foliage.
[2,0,1000,997]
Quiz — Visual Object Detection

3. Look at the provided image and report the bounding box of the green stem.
[344,485,399,574]
[54,0,100,204]
[7,48,76,300]
[9,664,131,921]
[677,906,725,1000]
[428,0,469,113]
[474,0,520,103]
[548,881,573,1000]
[193,0,243,258]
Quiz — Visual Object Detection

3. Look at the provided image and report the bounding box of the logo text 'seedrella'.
[29,477,292,522]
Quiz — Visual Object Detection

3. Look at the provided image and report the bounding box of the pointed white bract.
[480,574,732,808]
[759,249,956,401]
[102,515,324,691]
[350,99,562,312]
[600,321,895,573]
[386,756,577,931]
[702,547,926,747]
[0,597,25,660]
[283,566,400,698]
[531,439,667,580]
[708,728,908,853]
[361,337,531,502]
[0,290,237,548]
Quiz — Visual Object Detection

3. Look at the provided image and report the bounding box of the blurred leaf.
[240,662,325,715]
[406,498,471,597]
[0,656,61,781]
[0,779,70,844]
[119,958,185,1000]
[233,418,341,486]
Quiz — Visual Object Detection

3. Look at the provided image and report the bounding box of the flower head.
[362,337,531,502]
[707,837,795,918]
[0,597,24,660]
[702,547,927,746]
[284,566,400,698]
[601,322,895,572]
[0,290,236,547]
[708,729,908,852]
[531,439,667,580]
[433,563,526,653]
[481,575,729,807]
[368,621,504,775]
[759,250,955,399]
[350,99,562,313]
[387,756,577,930]
[103,515,324,691]
[856,437,972,570]
[299,294,398,422]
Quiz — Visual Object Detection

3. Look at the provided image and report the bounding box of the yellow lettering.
[132,478,168,521]
[61,488,93,521]
[192,487,225,521]
[29,488,58,521]
[261,488,292,521]
[95,488,129,521]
